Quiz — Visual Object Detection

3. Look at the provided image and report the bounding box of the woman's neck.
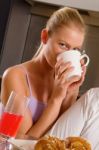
[31,54,54,78]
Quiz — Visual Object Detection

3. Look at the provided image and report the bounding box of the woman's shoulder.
[2,62,32,84]
[2,61,32,83]
[3,64,24,79]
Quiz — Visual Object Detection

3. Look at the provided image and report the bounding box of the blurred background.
[0,0,99,94]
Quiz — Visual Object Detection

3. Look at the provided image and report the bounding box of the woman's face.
[43,25,85,68]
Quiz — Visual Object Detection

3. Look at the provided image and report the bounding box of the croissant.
[34,136,91,150]
[65,136,91,150]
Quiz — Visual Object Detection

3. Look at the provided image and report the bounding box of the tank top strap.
[20,65,33,97]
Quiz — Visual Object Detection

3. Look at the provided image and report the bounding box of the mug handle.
[80,54,90,66]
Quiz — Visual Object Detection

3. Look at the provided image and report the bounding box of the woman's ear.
[41,29,48,44]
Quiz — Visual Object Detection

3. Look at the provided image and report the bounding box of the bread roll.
[34,136,91,150]
[65,136,91,150]
[34,136,66,150]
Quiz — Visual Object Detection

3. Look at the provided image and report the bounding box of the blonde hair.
[34,7,85,57]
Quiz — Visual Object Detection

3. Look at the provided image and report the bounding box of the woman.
[1,7,99,150]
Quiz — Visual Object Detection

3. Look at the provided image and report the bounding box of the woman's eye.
[59,43,68,49]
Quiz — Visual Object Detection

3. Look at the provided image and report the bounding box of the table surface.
[8,138,37,150]
[0,141,21,150]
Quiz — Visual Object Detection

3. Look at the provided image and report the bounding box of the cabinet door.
[22,15,48,62]
[0,0,11,57]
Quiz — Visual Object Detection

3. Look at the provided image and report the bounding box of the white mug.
[57,50,90,79]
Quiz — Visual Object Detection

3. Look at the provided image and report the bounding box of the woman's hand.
[50,59,81,105]
[60,61,87,114]
[67,65,86,92]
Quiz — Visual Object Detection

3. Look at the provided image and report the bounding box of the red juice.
[0,112,23,137]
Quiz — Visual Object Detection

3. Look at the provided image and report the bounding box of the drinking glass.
[0,91,29,142]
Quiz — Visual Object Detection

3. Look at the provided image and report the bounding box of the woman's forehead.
[53,26,84,41]
[49,26,84,49]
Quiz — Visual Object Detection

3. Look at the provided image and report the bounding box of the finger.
[56,60,71,70]
[77,68,86,85]
[58,62,72,76]
[56,58,63,67]
[68,75,81,84]
[58,66,74,80]
[55,59,66,76]
[80,58,88,66]
[80,59,84,65]
[82,66,86,76]
[55,61,72,78]
[58,70,80,87]
[55,60,61,72]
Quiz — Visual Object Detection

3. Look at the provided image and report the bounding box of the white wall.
[33,0,99,11]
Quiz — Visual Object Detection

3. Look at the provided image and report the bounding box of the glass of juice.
[0,91,29,140]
